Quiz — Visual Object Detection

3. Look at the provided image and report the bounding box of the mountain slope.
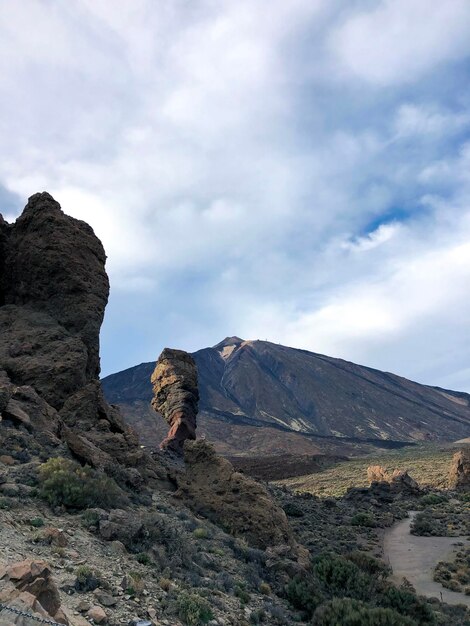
[102,337,470,455]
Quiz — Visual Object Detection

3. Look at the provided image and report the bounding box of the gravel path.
[383,512,470,607]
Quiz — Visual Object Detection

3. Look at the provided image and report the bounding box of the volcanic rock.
[175,439,307,565]
[449,447,470,490]
[151,348,199,453]
[0,559,64,622]
[366,465,420,495]
[4,192,108,384]
[0,193,169,489]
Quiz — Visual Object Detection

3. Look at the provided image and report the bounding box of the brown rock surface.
[176,439,306,563]
[367,465,421,495]
[449,447,470,490]
[151,348,199,453]
[0,559,63,621]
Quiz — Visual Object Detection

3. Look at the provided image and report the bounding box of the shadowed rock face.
[449,447,470,490]
[0,193,168,488]
[151,348,199,453]
[3,192,108,385]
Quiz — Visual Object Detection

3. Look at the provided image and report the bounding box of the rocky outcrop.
[366,466,421,496]
[175,439,308,570]
[151,348,199,453]
[3,193,108,385]
[0,193,168,489]
[0,559,66,624]
[449,447,470,490]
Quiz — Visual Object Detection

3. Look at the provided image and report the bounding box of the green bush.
[193,527,209,539]
[29,517,44,528]
[285,575,324,619]
[346,552,391,580]
[75,565,101,592]
[351,512,377,527]
[313,553,373,601]
[420,493,447,506]
[136,552,151,565]
[379,587,435,624]
[176,591,213,626]
[81,509,101,528]
[410,512,436,536]
[38,457,125,510]
[235,583,250,605]
[312,598,416,625]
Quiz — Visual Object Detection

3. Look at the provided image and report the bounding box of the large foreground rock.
[151,348,199,453]
[0,193,168,489]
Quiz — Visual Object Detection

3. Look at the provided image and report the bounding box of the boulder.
[449,447,470,490]
[151,348,199,453]
[0,559,64,622]
[366,465,421,496]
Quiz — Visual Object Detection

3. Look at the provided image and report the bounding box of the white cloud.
[330,0,470,85]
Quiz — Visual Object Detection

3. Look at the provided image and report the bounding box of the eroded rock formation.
[449,447,470,490]
[0,193,167,488]
[175,439,308,571]
[151,348,199,453]
[367,465,421,495]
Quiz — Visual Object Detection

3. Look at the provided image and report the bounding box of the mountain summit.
[102,338,470,456]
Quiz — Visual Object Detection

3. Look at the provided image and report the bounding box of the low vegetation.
[411,500,470,537]
[37,457,126,510]
[434,547,470,595]
[278,445,455,497]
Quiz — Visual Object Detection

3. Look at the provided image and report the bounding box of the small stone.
[87,605,107,623]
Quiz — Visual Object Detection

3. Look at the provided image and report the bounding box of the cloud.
[1,0,470,391]
[329,0,470,85]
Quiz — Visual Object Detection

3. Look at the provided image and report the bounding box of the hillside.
[102,336,470,456]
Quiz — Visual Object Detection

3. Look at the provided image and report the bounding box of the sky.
[1,1,470,391]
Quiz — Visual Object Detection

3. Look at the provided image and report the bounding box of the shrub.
[29,517,44,528]
[159,577,172,591]
[351,512,377,528]
[38,457,125,510]
[249,608,266,624]
[75,565,100,592]
[379,587,435,624]
[0,498,11,510]
[346,552,391,580]
[313,553,373,601]
[176,591,213,626]
[410,512,437,536]
[312,598,416,625]
[81,509,101,529]
[127,571,145,596]
[283,502,305,517]
[136,552,151,565]
[420,494,447,506]
[235,583,250,605]
[285,575,324,619]
[193,527,209,539]
[259,582,271,595]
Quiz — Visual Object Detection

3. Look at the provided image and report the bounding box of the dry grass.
[276,444,457,497]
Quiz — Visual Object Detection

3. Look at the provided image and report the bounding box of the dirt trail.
[383,512,470,607]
